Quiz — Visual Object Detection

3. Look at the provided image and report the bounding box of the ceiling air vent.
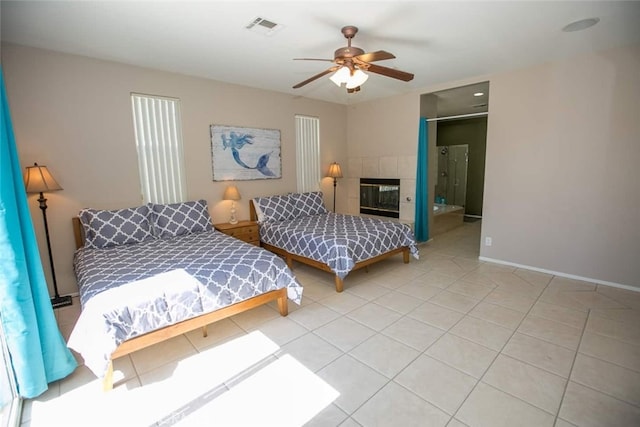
[245,17,284,36]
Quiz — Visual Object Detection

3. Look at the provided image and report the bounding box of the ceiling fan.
[292,25,414,93]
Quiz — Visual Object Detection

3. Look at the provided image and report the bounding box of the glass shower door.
[447,144,468,207]
[436,144,469,207]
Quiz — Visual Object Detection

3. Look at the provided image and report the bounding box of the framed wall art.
[210,124,282,181]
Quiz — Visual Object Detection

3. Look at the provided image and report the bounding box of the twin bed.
[68,193,417,390]
[251,191,418,292]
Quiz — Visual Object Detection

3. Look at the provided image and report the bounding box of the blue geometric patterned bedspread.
[68,230,303,378]
[259,213,419,279]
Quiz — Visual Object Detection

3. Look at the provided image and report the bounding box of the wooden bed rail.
[72,217,84,249]
[102,288,288,391]
[249,199,258,222]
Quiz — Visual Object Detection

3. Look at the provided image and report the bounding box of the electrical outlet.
[485,237,492,246]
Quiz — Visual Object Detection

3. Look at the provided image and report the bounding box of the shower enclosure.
[435,144,468,208]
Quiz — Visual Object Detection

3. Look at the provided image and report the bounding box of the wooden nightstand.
[214,220,260,246]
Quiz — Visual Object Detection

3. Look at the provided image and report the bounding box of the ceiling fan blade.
[292,67,338,89]
[355,50,395,63]
[365,63,414,82]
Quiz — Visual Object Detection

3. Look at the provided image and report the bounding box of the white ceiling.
[2,1,639,107]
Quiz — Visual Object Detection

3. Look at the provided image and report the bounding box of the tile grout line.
[346,255,539,421]
[553,307,591,424]
[562,309,640,412]
[327,250,482,422]
[449,271,557,422]
[393,243,500,420]
[313,265,475,426]
[578,330,640,374]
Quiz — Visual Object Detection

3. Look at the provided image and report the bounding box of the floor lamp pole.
[37,192,72,308]
[332,177,337,212]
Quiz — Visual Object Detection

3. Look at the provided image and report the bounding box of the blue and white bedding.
[259,212,419,279]
[68,230,303,378]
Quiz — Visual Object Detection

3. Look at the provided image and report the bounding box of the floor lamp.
[327,162,343,212]
[24,163,72,308]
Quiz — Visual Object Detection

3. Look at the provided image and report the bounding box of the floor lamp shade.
[24,163,72,308]
[24,163,62,193]
[327,162,343,212]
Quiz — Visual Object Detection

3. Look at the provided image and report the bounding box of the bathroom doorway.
[419,81,489,239]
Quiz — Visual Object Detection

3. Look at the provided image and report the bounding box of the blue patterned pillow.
[292,191,328,216]
[151,199,213,238]
[79,205,155,249]
[254,194,298,222]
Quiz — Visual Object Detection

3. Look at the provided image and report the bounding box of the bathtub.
[433,203,465,236]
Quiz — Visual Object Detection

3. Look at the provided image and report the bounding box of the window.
[131,93,187,204]
[295,115,321,193]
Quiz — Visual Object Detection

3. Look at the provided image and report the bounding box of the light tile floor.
[23,220,640,426]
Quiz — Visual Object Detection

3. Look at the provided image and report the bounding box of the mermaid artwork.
[221,131,275,177]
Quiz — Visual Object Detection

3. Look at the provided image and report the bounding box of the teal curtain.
[414,117,429,242]
[0,68,76,398]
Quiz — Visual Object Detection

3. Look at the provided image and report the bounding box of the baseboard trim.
[478,256,639,293]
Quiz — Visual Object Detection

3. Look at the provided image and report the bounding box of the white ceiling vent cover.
[245,17,284,36]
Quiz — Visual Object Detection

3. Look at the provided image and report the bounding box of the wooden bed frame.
[72,217,288,391]
[249,201,410,293]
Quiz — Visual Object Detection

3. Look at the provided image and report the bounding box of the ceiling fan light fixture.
[329,66,350,86]
[346,69,368,89]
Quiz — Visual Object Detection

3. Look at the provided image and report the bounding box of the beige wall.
[481,44,640,289]
[2,43,347,296]
[347,44,640,289]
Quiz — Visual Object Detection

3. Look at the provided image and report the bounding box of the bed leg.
[202,326,208,337]
[334,276,344,293]
[103,361,114,391]
[285,256,294,270]
[403,247,410,264]
[277,295,288,316]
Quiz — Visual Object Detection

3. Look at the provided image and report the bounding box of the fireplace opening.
[360,178,400,218]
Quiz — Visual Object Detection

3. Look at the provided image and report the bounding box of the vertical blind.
[295,115,321,193]
[131,94,187,204]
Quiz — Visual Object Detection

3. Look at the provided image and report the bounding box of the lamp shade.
[24,163,62,193]
[346,69,369,89]
[327,162,343,179]
[329,66,351,87]
[223,185,241,201]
